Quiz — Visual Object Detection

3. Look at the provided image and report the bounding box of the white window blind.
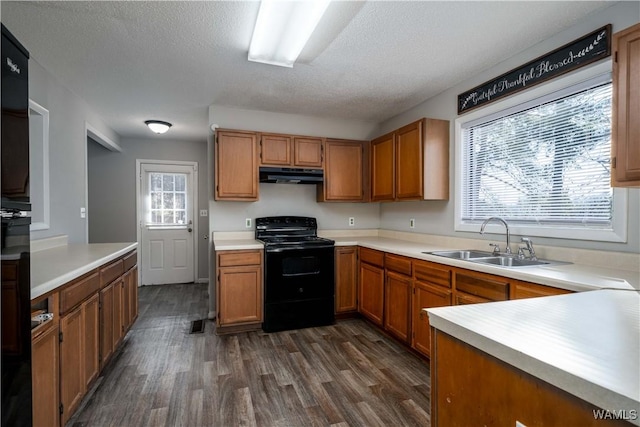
[461,82,613,228]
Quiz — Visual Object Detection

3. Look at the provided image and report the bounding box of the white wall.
[376,2,640,254]
[88,137,210,281]
[28,58,121,243]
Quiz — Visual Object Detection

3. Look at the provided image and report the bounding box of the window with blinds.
[461,81,613,229]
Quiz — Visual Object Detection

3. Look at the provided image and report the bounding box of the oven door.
[264,246,334,303]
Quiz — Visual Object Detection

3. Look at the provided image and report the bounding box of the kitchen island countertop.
[426,289,640,425]
[31,242,137,300]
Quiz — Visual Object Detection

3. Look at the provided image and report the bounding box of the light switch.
[80,207,86,218]
[200,209,208,217]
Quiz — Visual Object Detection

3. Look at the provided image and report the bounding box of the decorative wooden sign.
[458,24,611,114]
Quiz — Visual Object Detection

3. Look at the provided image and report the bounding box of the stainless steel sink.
[472,256,550,267]
[425,250,494,260]
[424,250,569,268]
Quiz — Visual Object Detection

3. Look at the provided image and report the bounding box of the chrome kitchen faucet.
[480,217,511,254]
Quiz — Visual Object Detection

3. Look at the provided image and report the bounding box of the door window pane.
[147,172,188,225]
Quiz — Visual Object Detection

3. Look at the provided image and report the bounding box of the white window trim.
[454,61,627,243]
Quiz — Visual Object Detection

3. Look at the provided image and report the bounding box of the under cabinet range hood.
[259,167,323,184]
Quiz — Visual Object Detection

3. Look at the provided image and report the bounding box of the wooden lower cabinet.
[60,306,84,426]
[100,283,114,369]
[83,293,100,389]
[216,250,263,330]
[32,323,60,427]
[384,270,412,343]
[335,246,358,314]
[431,330,631,427]
[358,261,385,326]
[32,250,138,426]
[412,280,451,358]
[113,278,124,349]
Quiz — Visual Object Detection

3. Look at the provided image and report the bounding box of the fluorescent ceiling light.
[248,0,331,68]
[145,120,172,134]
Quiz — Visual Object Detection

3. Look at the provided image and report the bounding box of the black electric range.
[256,217,335,332]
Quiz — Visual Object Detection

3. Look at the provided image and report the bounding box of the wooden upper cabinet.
[318,139,368,202]
[612,22,640,187]
[395,120,423,200]
[370,118,449,202]
[260,133,291,166]
[215,130,259,201]
[259,133,323,168]
[371,132,395,201]
[294,136,324,168]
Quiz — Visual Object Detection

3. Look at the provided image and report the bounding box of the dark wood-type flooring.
[70,284,431,427]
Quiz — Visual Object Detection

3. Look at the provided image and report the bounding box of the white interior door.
[140,163,195,285]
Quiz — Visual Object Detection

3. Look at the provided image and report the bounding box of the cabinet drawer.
[60,271,100,314]
[359,247,384,268]
[100,259,124,287]
[455,292,491,305]
[123,251,137,272]
[454,271,508,301]
[384,253,412,276]
[414,260,451,288]
[218,250,262,267]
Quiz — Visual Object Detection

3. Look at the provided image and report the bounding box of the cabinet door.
[113,278,124,349]
[260,133,291,166]
[60,306,84,426]
[384,270,412,343]
[293,136,323,168]
[218,265,263,325]
[358,262,384,326]
[122,270,132,332]
[612,23,640,186]
[100,283,114,369]
[130,266,139,324]
[395,120,423,200]
[412,280,451,358]
[335,247,358,313]
[32,324,60,427]
[215,130,259,200]
[83,293,100,389]
[321,139,365,202]
[371,132,395,201]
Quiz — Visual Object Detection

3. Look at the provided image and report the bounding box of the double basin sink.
[425,250,568,268]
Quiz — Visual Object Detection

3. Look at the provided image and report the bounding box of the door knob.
[188,227,193,232]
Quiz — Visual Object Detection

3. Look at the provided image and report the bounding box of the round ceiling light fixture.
[145,120,172,134]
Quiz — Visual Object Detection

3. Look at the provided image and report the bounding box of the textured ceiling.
[2,1,613,141]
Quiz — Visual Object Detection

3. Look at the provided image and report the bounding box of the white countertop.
[31,242,137,300]
[334,236,639,292]
[213,235,639,292]
[426,289,640,424]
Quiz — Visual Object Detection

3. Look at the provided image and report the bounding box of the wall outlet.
[80,207,86,219]
[245,218,252,228]
[409,218,415,228]
[200,209,208,217]
[348,217,355,227]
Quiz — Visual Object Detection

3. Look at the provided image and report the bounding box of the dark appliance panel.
[1,23,32,427]
[264,246,334,303]
[1,23,30,205]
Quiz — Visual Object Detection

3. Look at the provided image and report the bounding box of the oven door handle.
[282,271,320,277]
[266,245,335,253]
